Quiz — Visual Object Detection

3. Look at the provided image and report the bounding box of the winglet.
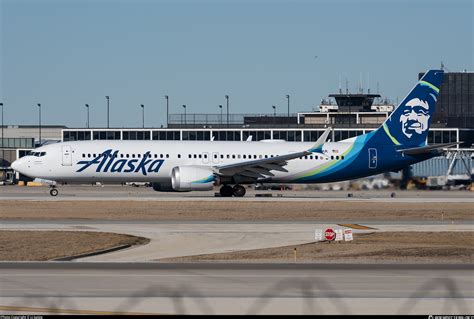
[308,127,331,153]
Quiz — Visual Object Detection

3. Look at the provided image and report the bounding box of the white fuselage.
[12,139,354,184]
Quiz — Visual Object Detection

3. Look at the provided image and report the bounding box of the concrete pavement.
[2,220,473,261]
[1,263,472,315]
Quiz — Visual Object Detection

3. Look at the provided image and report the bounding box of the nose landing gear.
[49,186,58,196]
[219,184,246,197]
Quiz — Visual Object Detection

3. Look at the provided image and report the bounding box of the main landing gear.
[219,184,246,197]
[49,186,59,197]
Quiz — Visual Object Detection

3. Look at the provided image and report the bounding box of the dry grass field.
[1,200,472,221]
[161,232,474,264]
[0,230,149,261]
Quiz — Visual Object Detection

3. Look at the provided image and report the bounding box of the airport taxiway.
[0,263,472,315]
[1,185,473,202]
[1,220,472,261]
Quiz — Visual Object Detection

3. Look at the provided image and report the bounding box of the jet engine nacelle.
[171,166,216,191]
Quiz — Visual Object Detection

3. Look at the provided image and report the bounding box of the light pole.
[140,104,145,128]
[218,105,223,125]
[272,105,276,125]
[1,103,3,174]
[164,95,169,127]
[182,104,187,125]
[105,96,110,128]
[286,94,290,127]
[85,104,90,128]
[37,103,42,146]
[225,95,229,127]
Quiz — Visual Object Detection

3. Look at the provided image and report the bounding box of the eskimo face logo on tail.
[399,98,430,138]
[76,149,164,175]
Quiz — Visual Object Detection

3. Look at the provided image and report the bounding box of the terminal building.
[1,71,473,186]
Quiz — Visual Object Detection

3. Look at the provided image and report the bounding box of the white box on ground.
[314,229,324,242]
[344,229,353,241]
[335,229,344,241]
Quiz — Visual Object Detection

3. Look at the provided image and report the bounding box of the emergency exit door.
[62,145,72,166]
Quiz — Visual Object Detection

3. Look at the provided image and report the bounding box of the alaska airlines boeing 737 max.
[12,70,457,196]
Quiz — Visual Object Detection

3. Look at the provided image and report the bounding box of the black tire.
[233,185,246,197]
[50,188,58,196]
[220,185,233,197]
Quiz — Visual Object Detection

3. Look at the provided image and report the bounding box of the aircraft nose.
[11,159,22,172]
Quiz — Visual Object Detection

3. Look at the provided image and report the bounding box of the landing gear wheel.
[220,185,233,197]
[50,188,59,197]
[233,185,246,197]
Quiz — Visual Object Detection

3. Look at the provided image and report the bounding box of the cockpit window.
[29,151,46,157]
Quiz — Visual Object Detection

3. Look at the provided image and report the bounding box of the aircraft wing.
[214,150,311,178]
[396,142,462,155]
[214,127,332,179]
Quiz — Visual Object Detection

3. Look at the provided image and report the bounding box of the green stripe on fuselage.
[297,143,355,179]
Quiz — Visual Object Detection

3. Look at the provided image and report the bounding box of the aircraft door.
[368,148,377,169]
[62,145,72,166]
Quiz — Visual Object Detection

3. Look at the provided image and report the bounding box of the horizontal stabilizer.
[396,142,461,155]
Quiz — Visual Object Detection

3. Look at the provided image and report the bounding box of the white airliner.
[12,70,455,197]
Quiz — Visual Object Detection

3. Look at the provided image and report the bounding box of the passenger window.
[93,154,97,157]
[232,155,236,159]
[82,154,85,158]
[336,156,339,160]
[166,154,169,158]
[88,154,91,158]
[265,155,268,158]
[237,155,241,159]
[194,154,197,159]
[214,154,218,159]
[331,156,334,160]
[204,154,208,159]
[341,156,345,160]
[304,156,308,159]
[310,156,313,160]
[178,154,181,158]
[132,154,135,158]
[219,154,222,159]
[126,154,129,158]
[188,154,192,159]
[227,154,230,159]
[138,154,141,158]
[243,155,247,159]
[199,154,202,159]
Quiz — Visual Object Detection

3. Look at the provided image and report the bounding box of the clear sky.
[1,0,473,128]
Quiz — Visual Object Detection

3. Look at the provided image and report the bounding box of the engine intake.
[171,166,216,191]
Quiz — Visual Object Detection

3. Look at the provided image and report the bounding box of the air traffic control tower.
[327,93,381,112]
